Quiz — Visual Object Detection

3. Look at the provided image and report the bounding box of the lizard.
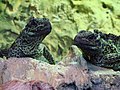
[74,30,120,71]
[0,17,55,64]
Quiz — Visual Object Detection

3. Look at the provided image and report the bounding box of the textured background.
[0,0,120,61]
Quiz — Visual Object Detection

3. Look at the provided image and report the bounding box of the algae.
[0,0,120,61]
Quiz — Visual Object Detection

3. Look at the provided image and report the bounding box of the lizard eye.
[87,34,95,39]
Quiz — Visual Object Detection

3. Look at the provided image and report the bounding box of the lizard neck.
[10,29,45,51]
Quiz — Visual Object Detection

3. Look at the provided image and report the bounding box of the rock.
[91,74,120,90]
[56,82,78,90]
[0,57,120,89]
[2,80,55,90]
[89,63,120,90]
[0,59,4,84]
[0,58,89,89]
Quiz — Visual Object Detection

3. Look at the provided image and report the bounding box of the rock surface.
[1,80,55,90]
[0,58,90,89]
[0,58,120,90]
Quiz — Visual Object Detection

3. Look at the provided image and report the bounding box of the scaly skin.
[0,17,55,64]
[74,30,120,71]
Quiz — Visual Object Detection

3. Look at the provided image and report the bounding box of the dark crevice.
[102,2,114,12]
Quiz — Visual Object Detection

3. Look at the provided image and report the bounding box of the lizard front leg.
[35,44,55,64]
[43,47,55,64]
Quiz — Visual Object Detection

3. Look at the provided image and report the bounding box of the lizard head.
[73,30,101,55]
[24,17,52,37]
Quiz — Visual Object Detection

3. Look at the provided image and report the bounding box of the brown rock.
[91,74,120,90]
[0,57,120,89]
[0,59,5,84]
[0,58,89,89]
[56,82,78,90]
[2,80,55,90]
[89,63,120,90]
[0,85,3,90]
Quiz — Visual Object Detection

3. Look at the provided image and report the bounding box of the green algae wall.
[0,0,120,61]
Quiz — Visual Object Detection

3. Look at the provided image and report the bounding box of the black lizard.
[0,17,55,64]
[74,30,120,71]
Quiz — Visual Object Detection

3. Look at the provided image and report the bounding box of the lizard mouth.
[73,30,101,48]
[73,32,101,50]
[37,24,51,32]
[27,18,52,37]
[36,25,51,36]
[36,19,52,35]
[73,38,100,52]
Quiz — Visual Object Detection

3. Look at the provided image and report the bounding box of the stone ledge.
[0,58,120,90]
